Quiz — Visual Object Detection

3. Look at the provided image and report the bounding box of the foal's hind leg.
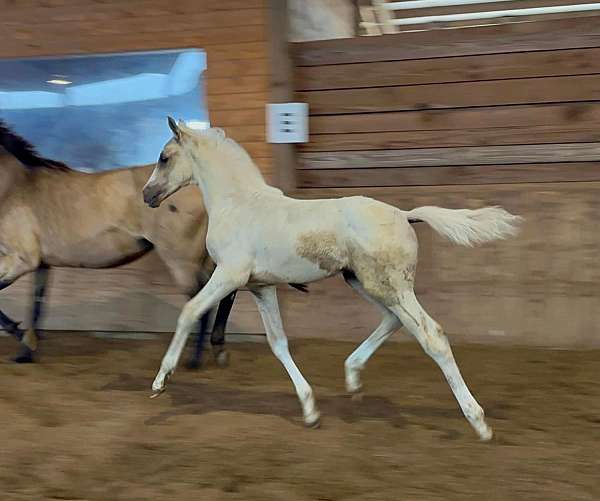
[390,289,493,441]
[343,274,401,396]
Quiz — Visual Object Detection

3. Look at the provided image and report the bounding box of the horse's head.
[143,117,196,208]
[144,116,260,208]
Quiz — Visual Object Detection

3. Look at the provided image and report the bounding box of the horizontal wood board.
[293,15,600,188]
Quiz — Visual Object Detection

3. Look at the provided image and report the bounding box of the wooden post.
[268,0,298,193]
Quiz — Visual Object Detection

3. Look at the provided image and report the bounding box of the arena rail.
[361,0,600,34]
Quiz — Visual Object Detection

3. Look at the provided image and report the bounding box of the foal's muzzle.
[142,186,163,208]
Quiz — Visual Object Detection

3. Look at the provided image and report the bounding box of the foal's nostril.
[143,187,158,207]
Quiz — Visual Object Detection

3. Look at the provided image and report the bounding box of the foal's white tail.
[405,206,522,247]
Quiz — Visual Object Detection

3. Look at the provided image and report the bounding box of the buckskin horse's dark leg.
[0,280,25,343]
[186,310,210,370]
[0,307,24,341]
[31,264,50,332]
[210,290,237,368]
[13,264,50,363]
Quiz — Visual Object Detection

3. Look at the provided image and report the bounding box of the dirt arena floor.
[0,333,598,500]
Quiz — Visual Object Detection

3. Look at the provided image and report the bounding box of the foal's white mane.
[177,124,284,207]
[182,125,267,184]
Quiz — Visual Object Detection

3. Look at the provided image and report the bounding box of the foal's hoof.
[351,391,364,403]
[149,388,165,399]
[304,414,321,429]
[150,371,171,398]
[215,350,230,368]
[478,425,494,442]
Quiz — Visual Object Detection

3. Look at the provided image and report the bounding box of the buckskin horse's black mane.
[0,119,69,171]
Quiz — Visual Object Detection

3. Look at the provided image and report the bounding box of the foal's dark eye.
[159,153,168,163]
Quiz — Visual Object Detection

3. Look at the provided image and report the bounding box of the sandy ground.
[0,333,598,500]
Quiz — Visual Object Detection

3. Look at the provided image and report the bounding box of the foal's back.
[235,193,415,286]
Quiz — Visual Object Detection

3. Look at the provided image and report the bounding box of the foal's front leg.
[250,285,320,427]
[152,266,245,396]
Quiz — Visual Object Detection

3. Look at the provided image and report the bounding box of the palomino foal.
[143,118,521,440]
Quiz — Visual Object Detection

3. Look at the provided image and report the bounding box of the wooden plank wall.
[0,0,271,177]
[0,0,271,335]
[294,16,600,189]
[287,17,600,348]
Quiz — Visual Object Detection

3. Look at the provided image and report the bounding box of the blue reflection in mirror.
[0,49,208,171]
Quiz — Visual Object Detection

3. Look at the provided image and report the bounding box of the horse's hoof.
[304,415,321,429]
[215,350,229,368]
[22,329,38,351]
[150,370,171,398]
[11,353,34,364]
[351,391,364,403]
[149,388,165,399]
[12,349,34,364]
[478,426,494,442]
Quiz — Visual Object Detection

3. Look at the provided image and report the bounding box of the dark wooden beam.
[268,0,297,192]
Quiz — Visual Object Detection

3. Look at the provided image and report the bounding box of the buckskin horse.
[0,118,238,367]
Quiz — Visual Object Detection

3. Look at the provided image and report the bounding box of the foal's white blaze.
[145,119,521,439]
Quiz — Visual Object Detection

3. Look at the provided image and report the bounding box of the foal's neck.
[191,143,274,215]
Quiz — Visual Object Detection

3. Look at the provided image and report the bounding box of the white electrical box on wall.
[266,102,309,143]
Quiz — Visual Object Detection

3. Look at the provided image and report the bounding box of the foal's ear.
[167,116,181,142]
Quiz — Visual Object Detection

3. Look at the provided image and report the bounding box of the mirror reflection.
[0,49,208,171]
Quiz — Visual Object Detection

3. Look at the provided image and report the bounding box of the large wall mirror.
[0,48,208,171]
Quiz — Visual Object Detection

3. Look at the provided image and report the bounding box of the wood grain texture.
[3,10,266,35]
[298,163,600,188]
[293,15,600,65]
[302,126,600,152]
[0,28,267,55]
[299,143,600,170]
[0,0,266,10]
[208,92,269,111]
[211,108,266,127]
[296,47,600,91]
[299,74,600,115]
[207,59,270,79]
[308,103,600,134]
